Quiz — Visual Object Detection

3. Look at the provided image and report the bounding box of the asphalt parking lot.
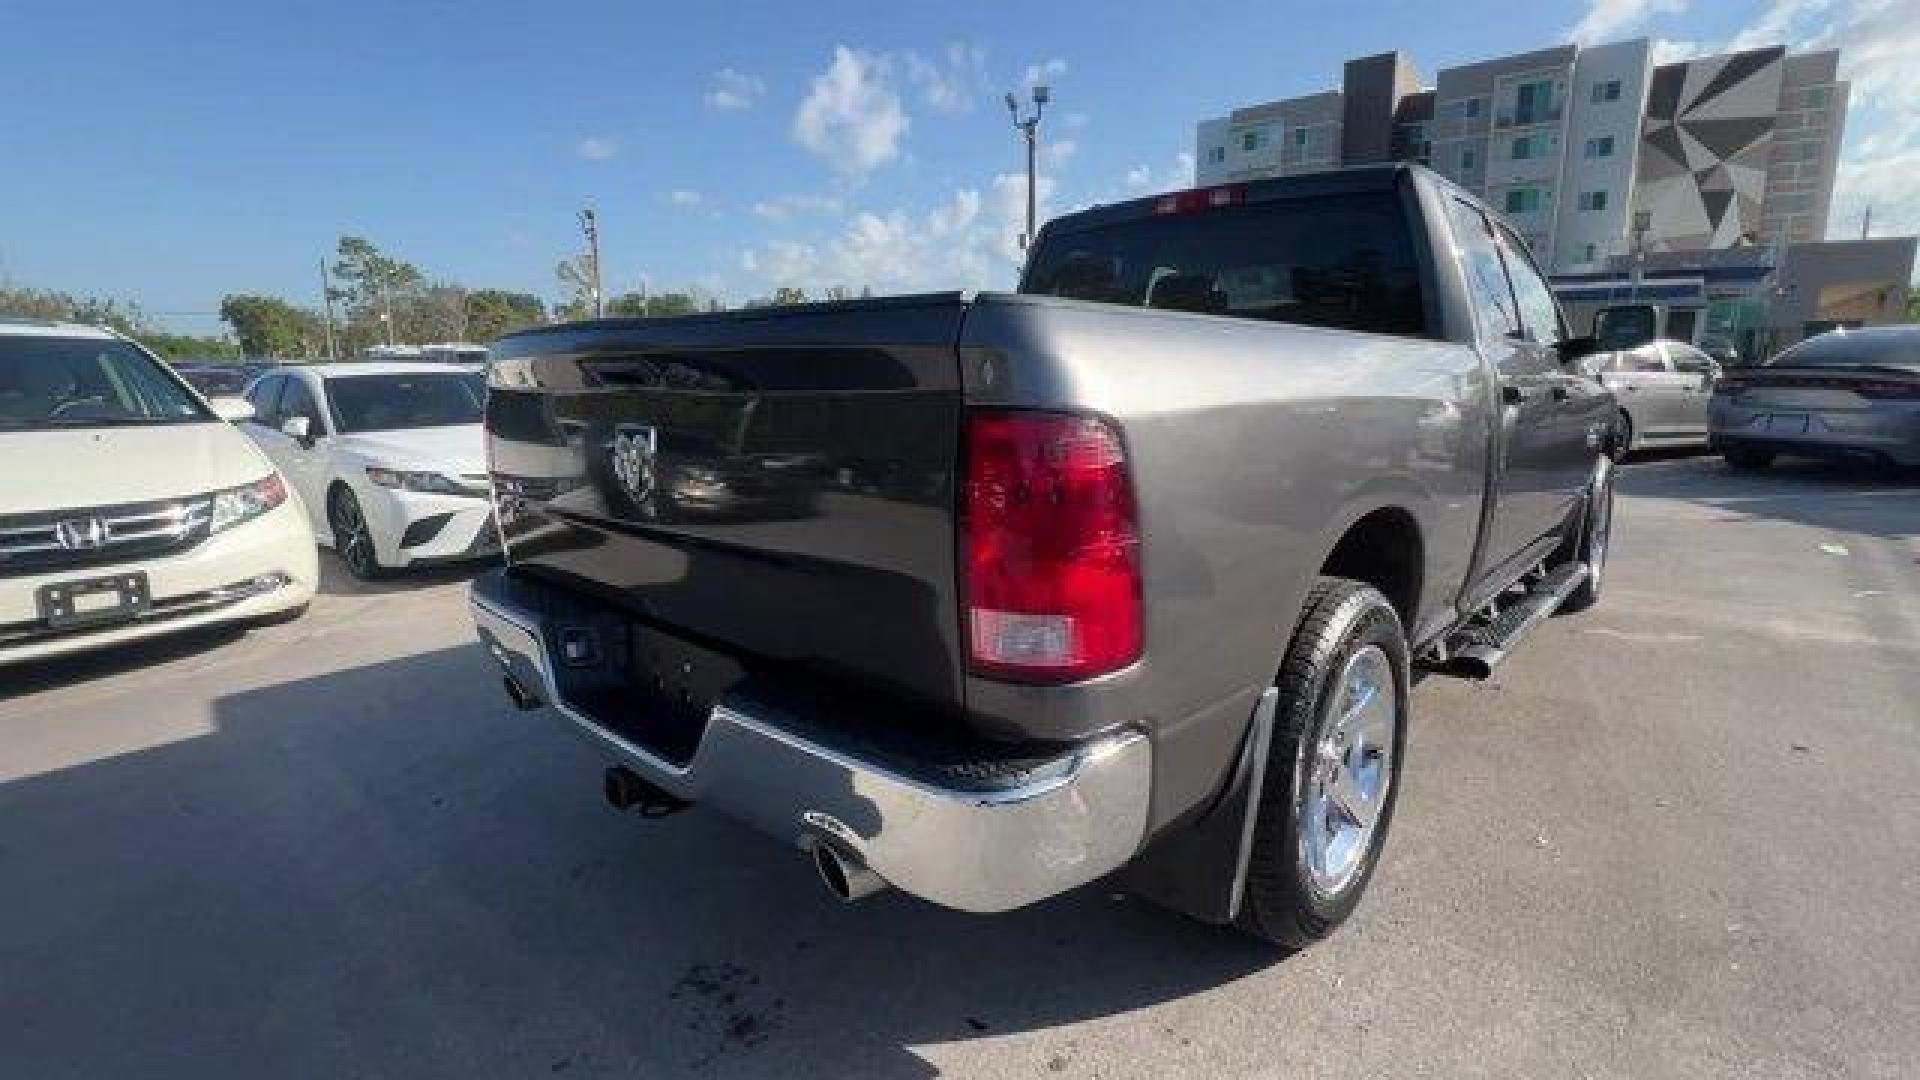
[3,454,1916,1080]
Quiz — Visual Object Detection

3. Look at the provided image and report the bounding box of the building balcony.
[1494,105,1562,129]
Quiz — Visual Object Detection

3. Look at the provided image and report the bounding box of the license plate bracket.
[37,572,151,629]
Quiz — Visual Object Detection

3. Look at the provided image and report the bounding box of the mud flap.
[1120,687,1279,925]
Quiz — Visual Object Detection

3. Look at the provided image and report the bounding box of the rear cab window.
[1021,190,1429,338]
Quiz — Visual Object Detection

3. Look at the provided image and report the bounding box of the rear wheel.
[1723,445,1774,471]
[1611,409,1634,461]
[1239,577,1408,951]
[328,486,386,581]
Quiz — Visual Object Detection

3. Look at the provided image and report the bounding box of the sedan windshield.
[326,371,485,433]
[0,337,210,430]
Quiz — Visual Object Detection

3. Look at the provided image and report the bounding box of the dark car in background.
[173,364,253,399]
[1710,325,1920,470]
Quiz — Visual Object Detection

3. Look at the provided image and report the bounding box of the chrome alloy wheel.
[330,490,378,578]
[1301,643,1398,897]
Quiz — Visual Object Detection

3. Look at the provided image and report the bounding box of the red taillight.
[962,411,1142,682]
[1153,184,1247,215]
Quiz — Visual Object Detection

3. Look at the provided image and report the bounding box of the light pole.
[579,207,604,318]
[1005,84,1049,251]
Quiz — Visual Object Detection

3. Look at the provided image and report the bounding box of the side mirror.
[1592,303,1658,351]
[279,415,313,443]
[209,396,255,423]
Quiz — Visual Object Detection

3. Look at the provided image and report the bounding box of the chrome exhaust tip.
[812,840,888,902]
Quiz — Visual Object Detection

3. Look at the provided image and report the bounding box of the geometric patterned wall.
[1634,46,1785,251]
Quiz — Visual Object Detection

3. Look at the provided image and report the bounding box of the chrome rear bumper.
[470,572,1151,913]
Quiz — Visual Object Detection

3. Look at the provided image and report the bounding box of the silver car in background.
[1710,325,1920,471]
[1585,339,1718,457]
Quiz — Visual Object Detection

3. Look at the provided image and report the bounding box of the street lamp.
[1007,84,1049,251]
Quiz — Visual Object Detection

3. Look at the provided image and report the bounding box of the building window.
[1806,85,1831,109]
[1209,146,1225,164]
[1513,79,1556,125]
[1504,188,1543,214]
[1293,128,1309,148]
[1579,190,1608,212]
[1585,135,1614,158]
[1591,79,1622,103]
[1464,96,1482,119]
[1582,243,1598,262]
[1462,146,1477,171]
[1242,130,1261,152]
[1783,139,1821,162]
[1773,192,1812,213]
[1511,135,1533,160]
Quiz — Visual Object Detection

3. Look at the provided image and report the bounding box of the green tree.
[771,286,810,306]
[465,289,546,341]
[331,236,424,350]
[0,286,75,321]
[220,294,323,357]
[606,291,700,318]
[554,257,598,321]
[140,332,241,362]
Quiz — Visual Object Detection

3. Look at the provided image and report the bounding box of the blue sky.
[1,0,1911,335]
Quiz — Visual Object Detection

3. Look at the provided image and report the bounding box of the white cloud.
[751,193,847,220]
[904,43,988,113]
[1044,138,1078,168]
[576,137,617,161]
[793,47,910,176]
[740,187,1009,294]
[1173,151,1196,187]
[1022,58,1067,89]
[1124,165,1152,190]
[667,190,703,206]
[1568,0,1689,45]
[1062,112,1090,131]
[1650,38,1702,64]
[704,68,765,111]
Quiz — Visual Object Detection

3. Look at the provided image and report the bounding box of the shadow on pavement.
[1617,453,1919,539]
[0,645,1275,1079]
[0,623,249,701]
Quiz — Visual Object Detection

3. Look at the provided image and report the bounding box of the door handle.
[1501,384,1529,405]
[1551,385,1570,402]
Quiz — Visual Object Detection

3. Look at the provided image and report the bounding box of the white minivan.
[0,320,317,667]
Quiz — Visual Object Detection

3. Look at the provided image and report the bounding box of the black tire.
[1611,408,1634,462]
[1723,445,1774,471]
[1239,577,1409,951]
[328,486,387,581]
[1557,457,1613,615]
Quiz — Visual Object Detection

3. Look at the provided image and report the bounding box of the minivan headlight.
[210,473,289,533]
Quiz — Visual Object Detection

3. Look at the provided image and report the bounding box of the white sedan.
[239,363,495,579]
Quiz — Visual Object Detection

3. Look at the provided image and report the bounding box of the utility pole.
[1627,211,1651,303]
[579,206,604,318]
[1005,84,1050,251]
[319,258,340,360]
[1861,203,1873,240]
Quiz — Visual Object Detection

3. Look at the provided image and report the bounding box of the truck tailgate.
[485,295,969,716]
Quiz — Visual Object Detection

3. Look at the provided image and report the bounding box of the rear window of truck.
[1022,192,1427,337]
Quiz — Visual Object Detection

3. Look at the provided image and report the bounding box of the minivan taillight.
[962,411,1142,682]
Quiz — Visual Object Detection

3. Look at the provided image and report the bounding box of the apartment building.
[1193,39,1846,275]
[1634,46,1849,253]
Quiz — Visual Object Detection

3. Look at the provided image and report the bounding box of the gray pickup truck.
[471,164,1646,948]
